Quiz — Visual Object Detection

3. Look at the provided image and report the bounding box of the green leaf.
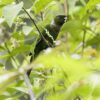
[0,0,14,16]
[10,45,31,57]
[18,0,33,9]
[0,0,13,5]
[3,2,23,27]
[22,25,33,36]
[86,0,100,10]
[61,20,83,32]
[13,87,28,94]
[32,0,53,14]
[67,0,77,14]
[0,5,4,16]
[0,72,19,90]
[61,20,84,39]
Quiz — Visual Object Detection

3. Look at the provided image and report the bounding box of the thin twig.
[4,42,19,69]
[82,30,86,56]
[24,73,36,100]
[40,11,44,21]
[64,0,69,15]
[72,30,87,55]
[72,28,99,53]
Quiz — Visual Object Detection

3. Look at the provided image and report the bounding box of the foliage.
[0,0,100,100]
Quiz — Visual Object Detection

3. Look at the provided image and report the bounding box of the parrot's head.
[54,15,68,26]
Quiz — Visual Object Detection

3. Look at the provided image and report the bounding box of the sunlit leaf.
[3,2,23,27]
[32,0,53,14]
[22,25,33,36]
[0,72,19,90]
[86,0,100,10]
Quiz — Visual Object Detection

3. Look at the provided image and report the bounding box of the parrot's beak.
[64,16,68,23]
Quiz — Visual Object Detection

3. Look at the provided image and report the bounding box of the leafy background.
[0,0,100,100]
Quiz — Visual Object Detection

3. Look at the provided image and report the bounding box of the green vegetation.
[0,0,100,100]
